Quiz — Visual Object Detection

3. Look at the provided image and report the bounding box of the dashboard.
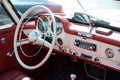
[24,15,120,72]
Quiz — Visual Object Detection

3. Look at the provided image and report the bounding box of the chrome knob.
[94,57,99,61]
[89,45,95,50]
[74,40,80,46]
[70,74,76,80]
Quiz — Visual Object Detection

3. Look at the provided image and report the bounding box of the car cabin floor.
[23,52,120,80]
[23,52,94,80]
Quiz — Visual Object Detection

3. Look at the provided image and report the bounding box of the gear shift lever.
[70,74,77,80]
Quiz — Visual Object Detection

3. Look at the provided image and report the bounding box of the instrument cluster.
[36,16,63,35]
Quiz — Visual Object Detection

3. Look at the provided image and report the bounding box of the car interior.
[0,0,120,80]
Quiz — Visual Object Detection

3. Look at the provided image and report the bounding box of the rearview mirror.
[73,12,90,24]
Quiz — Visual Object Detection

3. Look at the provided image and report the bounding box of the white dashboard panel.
[54,32,101,62]
[100,58,120,70]
[54,32,120,70]
[100,43,120,70]
[100,43,120,62]
[63,33,101,55]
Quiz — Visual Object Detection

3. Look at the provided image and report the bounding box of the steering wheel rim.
[14,5,56,70]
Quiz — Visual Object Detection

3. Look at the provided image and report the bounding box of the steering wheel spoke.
[37,37,51,48]
[17,38,30,46]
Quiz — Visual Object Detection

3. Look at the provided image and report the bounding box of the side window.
[0,6,13,26]
[0,14,12,26]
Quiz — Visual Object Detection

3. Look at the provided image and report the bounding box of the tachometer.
[37,16,49,33]
[51,18,63,35]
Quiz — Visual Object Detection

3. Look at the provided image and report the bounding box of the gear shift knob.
[70,74,77,80]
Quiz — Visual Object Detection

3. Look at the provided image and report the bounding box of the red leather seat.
[0,70,33,80]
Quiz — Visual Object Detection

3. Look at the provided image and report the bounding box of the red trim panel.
[62,20,120,47]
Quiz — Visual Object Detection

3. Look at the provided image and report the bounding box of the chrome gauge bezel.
[37,16,49,33]
[56,18,63,35]
[36,16,63,35]
[51,18,63,35]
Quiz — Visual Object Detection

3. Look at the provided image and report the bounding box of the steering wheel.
[14,5,56,70]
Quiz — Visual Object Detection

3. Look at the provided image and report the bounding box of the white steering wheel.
[14,5,56,70]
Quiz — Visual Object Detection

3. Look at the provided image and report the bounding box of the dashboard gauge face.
[105,48,114,58]
[51,18,63,35]
[38,16,49,33]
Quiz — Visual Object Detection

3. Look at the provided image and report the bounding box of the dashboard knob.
[89,45,95,50]
[73,52,78,56]
[57,38,63,46]
[94,57,99,61]
[74,40,80,46]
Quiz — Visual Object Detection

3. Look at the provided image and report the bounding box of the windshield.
[54,0,120,19]
[0,0,62,26]
[54,0,120,29]
[11,0,48,4]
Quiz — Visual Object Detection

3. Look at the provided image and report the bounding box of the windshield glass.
[0,7,12,26]
[54,0,120,19]
[54,0,120,28]
[11,0,48,5]
[0,0,60,26]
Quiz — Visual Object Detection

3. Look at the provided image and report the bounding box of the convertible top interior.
[0,0,120,80]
